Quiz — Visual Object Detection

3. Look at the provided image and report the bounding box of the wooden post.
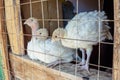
[113,0,120,80]
[4,0,24,55]
[0,0,10,80]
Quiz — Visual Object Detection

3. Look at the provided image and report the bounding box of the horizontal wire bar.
[1,17,116,22]
[1,32,114,45]
[6,53,117,72]
[0,0,48,9]
[5,46,115,70]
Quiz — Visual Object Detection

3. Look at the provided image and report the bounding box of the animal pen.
[0,0,120,80]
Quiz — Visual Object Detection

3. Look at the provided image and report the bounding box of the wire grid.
[0,0,115,80]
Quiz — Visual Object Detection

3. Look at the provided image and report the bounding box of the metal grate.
[0,0,117,80]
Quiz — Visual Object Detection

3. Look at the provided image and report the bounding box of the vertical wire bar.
[56,0,60,27]
[40,0,46,67]
[29,0,33,80]
[40,0,45,28]
[30,0,32,17]
[56,0,61,75]
[97,0,102,80]
[75,0,79,79]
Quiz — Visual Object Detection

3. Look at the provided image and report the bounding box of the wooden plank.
[113,0,120,80]
[0,0,10,80]
[4,0,24,55]
[9,53,83,80]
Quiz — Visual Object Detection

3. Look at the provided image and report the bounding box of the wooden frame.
[0,0,10,80]
[113,0,120,80]
[4,0,24,55]
[9,53,83,80]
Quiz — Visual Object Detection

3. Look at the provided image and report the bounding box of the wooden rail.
[0,0,10,80]
[113,0,120,80]
[10,53,83,80]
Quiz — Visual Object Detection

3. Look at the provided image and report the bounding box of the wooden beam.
[9,53,83,80]
[113,0,120,80]
[0,0,10,80]
[4,0,24,55]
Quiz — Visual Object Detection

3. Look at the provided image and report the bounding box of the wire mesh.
[0,0,116,80]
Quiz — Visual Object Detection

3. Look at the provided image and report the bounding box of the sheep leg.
[79,46,93,73]
[47,60,69,68]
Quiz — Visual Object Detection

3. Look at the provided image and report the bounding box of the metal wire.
[0,16,115,22]
[40,0,45,28]
[97,0,102,79]
[56,0,62,77]
[75,0,79,79]
[0,0,115,80]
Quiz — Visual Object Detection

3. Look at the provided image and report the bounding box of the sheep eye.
[39,33,42,34]
[55,36,57,38]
